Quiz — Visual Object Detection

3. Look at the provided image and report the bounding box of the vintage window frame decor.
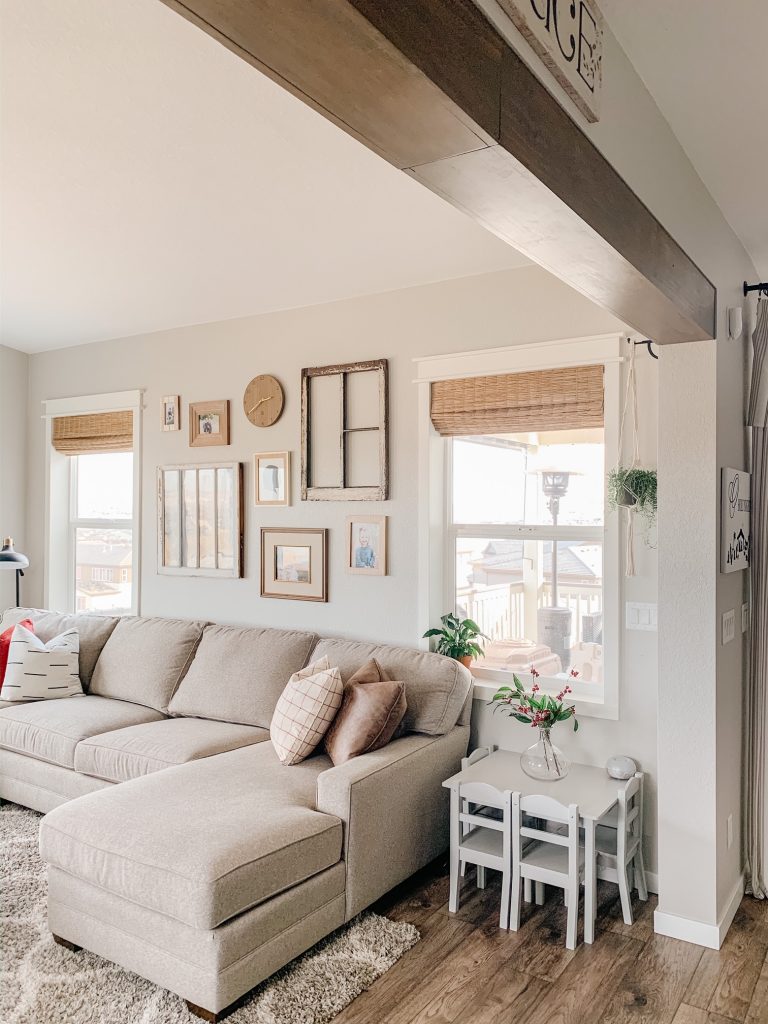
[301,358,388,501]
[346,514,387,576]
[157,462,244,577]
[260,527,328,602]
[162,395,180,432]
[253,451,291,506]
[189,400,230,447]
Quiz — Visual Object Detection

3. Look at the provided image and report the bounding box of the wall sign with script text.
[721,467,751,573]
[499,0,604,123]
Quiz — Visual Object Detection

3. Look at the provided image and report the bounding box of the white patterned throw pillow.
[0,624,83,701]
[270,656,343,765]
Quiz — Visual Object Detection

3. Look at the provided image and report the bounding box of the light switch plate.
[625,602,658,631]
[722,609,736,645]
[742,603,749,633]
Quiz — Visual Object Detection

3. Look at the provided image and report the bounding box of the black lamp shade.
[0,538,29,569]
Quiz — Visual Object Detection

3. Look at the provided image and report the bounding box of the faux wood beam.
[163,0,716,344]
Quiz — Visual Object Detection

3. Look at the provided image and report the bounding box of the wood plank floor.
[335,858,768,1024]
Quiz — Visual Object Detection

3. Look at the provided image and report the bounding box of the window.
[416,336,621,716]
[71,452,134,614]
[44,392,141,617]
[448,429,606,698]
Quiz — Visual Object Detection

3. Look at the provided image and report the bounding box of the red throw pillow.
[0,619,34,692]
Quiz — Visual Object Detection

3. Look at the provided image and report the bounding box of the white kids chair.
[449,782,514,929]
[593,772,648,924]
[510,793,585,949]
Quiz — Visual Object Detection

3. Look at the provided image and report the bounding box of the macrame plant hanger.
[617,342,641,577]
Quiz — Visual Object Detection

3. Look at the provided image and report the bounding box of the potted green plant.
[422,613,488,668]
[607,467,657,526]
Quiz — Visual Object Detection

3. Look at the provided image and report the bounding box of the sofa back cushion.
[1,608,118,689]
[168,623,318,728]
[309,638,472,736]
[90,616,206,713]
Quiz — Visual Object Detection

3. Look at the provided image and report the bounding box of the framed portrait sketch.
[157,462,243,577]
[190,400,230,447]
[162,395,180,431]
[254,451,291,506]
[261,527,327,602]
[346,515,387,575]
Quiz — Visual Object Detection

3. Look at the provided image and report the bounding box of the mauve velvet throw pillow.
[324,658,407,766]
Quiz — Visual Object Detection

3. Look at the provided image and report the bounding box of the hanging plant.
[608,467,657,527]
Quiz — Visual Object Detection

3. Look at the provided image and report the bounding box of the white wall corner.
[654,872,745,949]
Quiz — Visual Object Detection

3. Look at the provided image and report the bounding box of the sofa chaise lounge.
[0,609,472,1021]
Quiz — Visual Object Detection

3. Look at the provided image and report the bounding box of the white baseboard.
[654,873,745,949]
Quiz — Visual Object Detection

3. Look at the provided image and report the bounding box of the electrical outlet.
[742,603,749,633]
[722,609,736,645]
[727,814,733,849]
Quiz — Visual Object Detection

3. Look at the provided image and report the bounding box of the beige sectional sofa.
[0,609,472,1021]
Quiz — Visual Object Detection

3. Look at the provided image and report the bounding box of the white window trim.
[42,390,143,615]
[415,334,624,721]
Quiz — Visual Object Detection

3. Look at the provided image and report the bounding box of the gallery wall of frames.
[158,360,390,602]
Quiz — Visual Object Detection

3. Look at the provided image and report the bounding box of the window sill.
[470,677,618,721]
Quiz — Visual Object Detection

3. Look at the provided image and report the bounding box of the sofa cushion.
[270,657,343,766]
[39,742,342,929]
[323,660,406,766]
[0,695,164,769]
[309,639,472,736]
[2,608,118,689]
[167,623,318,728]
[89,616,206,713]
[74,718,270,783]
[1,624,84,701]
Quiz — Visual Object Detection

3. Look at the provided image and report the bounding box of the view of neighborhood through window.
[451,429,604,688]
[72,452,133,614]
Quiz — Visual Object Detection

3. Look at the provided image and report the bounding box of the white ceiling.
[0,0,527,353]
[602,0,768,278]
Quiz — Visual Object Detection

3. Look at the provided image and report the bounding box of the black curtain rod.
[744,280,768,297]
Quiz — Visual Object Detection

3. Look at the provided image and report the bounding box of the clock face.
[243,375,284,427]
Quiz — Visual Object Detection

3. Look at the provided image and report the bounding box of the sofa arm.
[315,726,469,920]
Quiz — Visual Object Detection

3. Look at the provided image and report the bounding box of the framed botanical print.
[254,451,291,506]
[261,527,327,602]
[162,395,180,431]
[157,462,243,577]
[190,400,230,447]
[346,515,387,575]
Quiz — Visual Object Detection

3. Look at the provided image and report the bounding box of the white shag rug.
[0,803,419,1024]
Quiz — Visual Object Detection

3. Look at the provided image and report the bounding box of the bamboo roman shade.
[52,411,134,455]
[430,364,604,436]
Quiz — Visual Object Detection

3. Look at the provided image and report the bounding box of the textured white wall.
[0,345,29,608]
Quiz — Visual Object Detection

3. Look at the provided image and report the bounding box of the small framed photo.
[254,451,291,506]
[162,395,180,432]
[346,515,387,575]
[261,527,327,602]
[190,400,230,447]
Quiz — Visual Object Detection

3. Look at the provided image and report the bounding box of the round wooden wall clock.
[243,374,284,427]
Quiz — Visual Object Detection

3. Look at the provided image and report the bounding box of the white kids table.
[443,748,630,943]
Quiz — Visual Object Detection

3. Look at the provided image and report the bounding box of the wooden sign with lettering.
[498,0,604,122]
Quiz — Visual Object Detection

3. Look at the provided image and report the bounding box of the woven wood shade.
[430,364,604,436]
[52,411,134,455]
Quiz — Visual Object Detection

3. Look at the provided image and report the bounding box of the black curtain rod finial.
[744,280,768,297]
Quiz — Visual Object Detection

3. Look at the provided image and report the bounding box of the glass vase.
[520,727,569,781]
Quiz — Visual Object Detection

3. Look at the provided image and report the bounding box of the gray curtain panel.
[746,297,768,898]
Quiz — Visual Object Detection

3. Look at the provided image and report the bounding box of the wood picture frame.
[162,395,180,432]
[189,400,230,447]
[253,451,291,506]
[157,462,244,577]
[260,527,328,602]
[346,515,387,575]
[301,358,388,501]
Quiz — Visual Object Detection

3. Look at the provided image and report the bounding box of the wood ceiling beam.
[162,0,716,344]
